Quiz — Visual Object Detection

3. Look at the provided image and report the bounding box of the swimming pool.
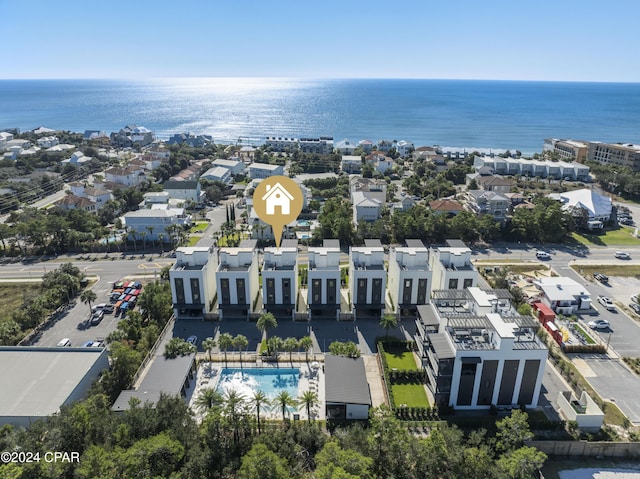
[216,368,299,399]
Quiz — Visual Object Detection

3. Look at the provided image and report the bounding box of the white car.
[597,296,615,310]
[588,319,610,330]
[536,251,551,260]
[614,251,631,259]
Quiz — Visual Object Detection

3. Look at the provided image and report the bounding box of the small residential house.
[341,155,362,174]
[163,180,203,204]
[466,190,509,222]
[110,125,155,148]
[307,240,342,320]
[350,177,387,204]
[105,166,145,187]
[387,240,432,315]
[476,175,514,193]
[200,166,232,185]
[335,139,357,155]
[429,239,478,291]
[352,191,382,224]
[261,240,298,319]
[123,208,191,243]
[429,199,464,216]
[248,162,284,179]
[534,276,592,314]
[37,136,59,148]
[169,247,218,320]
[216,242,260,320]
[211,158,245,176]
[358,139,373,153]
[350,242,387,318]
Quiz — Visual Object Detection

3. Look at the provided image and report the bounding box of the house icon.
[261,182,294,215]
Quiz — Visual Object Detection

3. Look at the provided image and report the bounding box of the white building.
[163,180,203,204]
[335,139,357,155]
[395,140,414,157]
[350,177,387,204]
[349,244,386,318]
[200,166,232,184]
[341,155,362,174]
[248,162,284,179]
[299,137,334,155]
[429,240,478,291]
[105,166,144,187]
[169,247,218,320]
[473,155,590,181]
[415,287,548,410]
[466,190,510,222]
[123,208,191,243]
[307,240,342,320]
[358,139,373,153]
[211,158,245,176]
[265,136,298,152]
[352,191,382,225]
[37,136,59,148]
[216,245,260,320]
[0,131,14,150]
[387,241,432,315]
[549,188,612,226]
[262,241,298,319]
[534,276,592,314]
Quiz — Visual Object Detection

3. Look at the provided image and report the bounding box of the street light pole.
[606,331,612,353]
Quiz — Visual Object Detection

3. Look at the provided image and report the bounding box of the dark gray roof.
[405,239,425,248]
[445,239,468,248]
[112,353,195,412]
[428,333,455,359]
[324,355,371,406]
[323,239,340,249]
[447,316,494,329]
[364,239,382,248]
[281,239,298,249]
[163,180,199,190]
[417,304,439,327]
[239,239,258,250]
[432,290,470,300]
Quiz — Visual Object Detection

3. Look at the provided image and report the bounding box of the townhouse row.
[168,238,479,321]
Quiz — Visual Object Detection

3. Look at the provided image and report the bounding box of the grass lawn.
[384,350,419,370]
[0,283,41,322]
[189,221,209,233]
[573,324,595,344]
[571,264,640,278]
[187,235,201,246]
[391,384,430,408]
[571,226,640,246]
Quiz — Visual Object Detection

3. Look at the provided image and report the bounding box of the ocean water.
[1,78,640,154]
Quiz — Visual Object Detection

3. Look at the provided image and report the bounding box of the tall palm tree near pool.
[250,390,270,434]
[298,390,319,422]
[194,388,224,415]
[224,389,247,443]
[299,336,313,363]
[233,334,249,368]
[256,312,278,354]
[274,391,297,421]
[202,337,216,362]
[283,337,299,366]
[218,332,233,366]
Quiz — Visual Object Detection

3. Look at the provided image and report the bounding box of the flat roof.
[325,355,371,405]
[364,239,382,248]
[428,333,455,359]
[0,347,107,417]
[405,239,425,248]
[112,353,195,411]
[323,239,340,249]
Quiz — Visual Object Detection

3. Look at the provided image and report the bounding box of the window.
[190,278,201,304]
[448,278,458,289]
[463,278,474,289]
[174,278,185,304]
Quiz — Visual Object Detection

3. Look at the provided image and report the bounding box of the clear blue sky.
[1,0,638,81]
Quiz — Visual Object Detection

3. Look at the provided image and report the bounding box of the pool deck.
[189,360,325,423]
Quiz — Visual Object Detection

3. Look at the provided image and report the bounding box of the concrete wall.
[526,441,640,458]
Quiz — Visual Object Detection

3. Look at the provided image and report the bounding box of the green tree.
[496,446,547,479]
[164,337,196,359]
[380,314,398,339]
[283,337,299,365]
[315,440,374,479]
[298,390,319,422]
[233,334,249,368]
[80,289,97,314]
[250,390,270,434]
[202,336,216,362]
[236,443,290,479]
[495,409,533,454]
[194,388,224,415]
[257,312,278,354]
[299,335,313,362]
[273,390,298,421]
[218,332,233,366]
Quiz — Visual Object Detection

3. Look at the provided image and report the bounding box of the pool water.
[217,368,299,400]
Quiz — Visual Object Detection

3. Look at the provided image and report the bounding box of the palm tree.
[250,390,270,434]
[80,289,97,314]
[218,332,233,366]
[267,336,283,362]
[233,334,249,368]
[256,312,278,355]
[299,336,313,363]
[140,231,147,250]
[224,389,247,443]
[283,337,299,366]
[274,391,297,421]
[298,390,319,422]
[380,313,398,340]
[157,233,165,252]
[146,226,155,248]
[194,388,224,415]
[202,336,216,362]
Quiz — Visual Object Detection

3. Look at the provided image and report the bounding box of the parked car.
[631,294,640,303]
[629,303,640,315]
[90,310,104,325]
[186,335,198,347]
[597,295,615,310]
[57,338,71,347]
[588,319,611,330]
[614,251,631,259]
[103,304,114,314]
[92,303,107,313]
[593,272,609,284]
[536,251,551,260]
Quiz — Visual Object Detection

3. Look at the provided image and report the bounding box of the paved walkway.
[363,354,387,408]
